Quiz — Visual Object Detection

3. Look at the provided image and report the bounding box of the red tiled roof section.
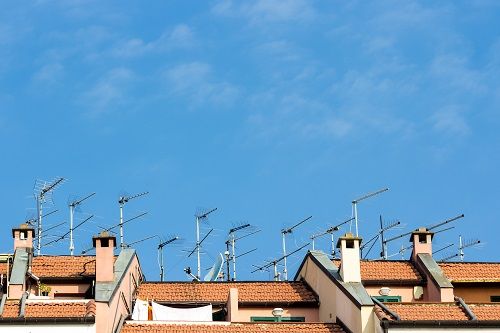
[1,300,95,318]
[0,262,8,275]
[333,260,422,283]
[469,304,500,320]
[384,303,469,321]
[121,323,344,333]
[32,256,115,278]
[439,262,500,282]
[137,282,318,304]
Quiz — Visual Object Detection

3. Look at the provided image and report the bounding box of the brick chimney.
[12,224,34,250]
[336,233,362,283]
[93,232,116,282]
[410,228,434,262]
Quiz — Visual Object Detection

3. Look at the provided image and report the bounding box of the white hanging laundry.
[131,299,149,320]
[152,301,213,321]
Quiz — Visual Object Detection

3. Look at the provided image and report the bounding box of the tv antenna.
[440,235,481,262]
[69,193,96,255]
[252,243,309,281]
[281,216,312,280]
[34,177,65,255]
[225,223,259,281]
[383,214,464,251]
[193,207,217,280]
[43,215,94,248]
[157,236,180,281]
[351,188,389,237]
[360,216,400,259]
[310,217,353,257]
[118,191,149,249]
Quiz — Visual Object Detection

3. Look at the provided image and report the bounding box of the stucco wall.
[234,307,319,322]
[365,286,416,302]
[454,286,500,303]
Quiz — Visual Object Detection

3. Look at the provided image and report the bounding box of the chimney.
[93,232,116,282]
[410,228,434,262]
[336,233,362,283]
[12,224,34,250]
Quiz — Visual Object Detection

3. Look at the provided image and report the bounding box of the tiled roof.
[121,322,344,333]
[382,303,469,321]
[469,304,500,320]
[1,300,95,318]
[333,260,423,283]
[438,262,500,282]
[0,262,8,275]
[31,256,97,278]
[137,282,318,304]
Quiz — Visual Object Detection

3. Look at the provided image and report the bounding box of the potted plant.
[39,283,51,296]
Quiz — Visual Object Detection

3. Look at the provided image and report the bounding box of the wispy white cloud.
[31,63,64,87]
[80,68,134,117]
[430,106,469,136]
[110,24,195,58]
[164,62,239,108]
[212,0,316,24]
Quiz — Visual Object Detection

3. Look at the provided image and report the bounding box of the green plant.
[39,283,51,295]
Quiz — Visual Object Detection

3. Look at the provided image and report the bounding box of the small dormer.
[410,227,434,262]
[12,223,35,250]
[93,231,116,282]
[336,233,362,283]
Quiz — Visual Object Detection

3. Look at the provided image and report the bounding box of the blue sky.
[0,1,499,281]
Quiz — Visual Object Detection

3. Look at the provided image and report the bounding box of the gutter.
[0,317,95,324]
[381,320,500,329]
[19,292,28,317]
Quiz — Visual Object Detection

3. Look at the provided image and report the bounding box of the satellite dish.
[204,253,224,282]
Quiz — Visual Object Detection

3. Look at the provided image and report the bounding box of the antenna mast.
[69,193,95,255]
[118,191,149,249]
[252,243,310,281]
[194,208,217,280]
[310,217,353,257]
[158,236,179,281]
[351,188,388,237]
[34,177,64,255]
[281,216,312,280]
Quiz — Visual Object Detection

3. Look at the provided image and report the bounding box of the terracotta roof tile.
[468,304,500,320]
[137,282,318,304]
[32,256,98,278]
[121,322,344,333]
[384,303,469,321]
[1,300,95,318]
[438,262,500,282]
[333,260,423,283]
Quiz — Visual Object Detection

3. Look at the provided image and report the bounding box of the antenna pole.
[351,188,389,237]
[69,204,75,255]
[459,235,464,262]
[225,242,231,281]
[119,202,124,249]
[196,216,201,280]
[273,261,279,281]
[159,246,164,282]
[232,234,237,281]
[282,233,288,280]
[36,194,42,256]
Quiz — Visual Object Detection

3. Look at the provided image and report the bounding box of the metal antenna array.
[225,224,259,281]
[281,216,312,280]
[383,214,464,257]
[43,215,94,248]
[158,236,179,282]
[34,177,65,255]
[441,235,481,262]
[310,217,353,257]
[193,208,217,280]
[359,216,400,259]
[252,243,310,281]
[351,188,389,237]
[69,193,95,255]
[118,191,149,249]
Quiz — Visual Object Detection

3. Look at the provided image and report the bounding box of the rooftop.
[31,256,97,278]
[121,322,344,333]
[383,303,469,321]
[0,300,95,319]
[438,262,500,283]
[333,260,423,284]
[468,304,500,320]
[137,281,319,305]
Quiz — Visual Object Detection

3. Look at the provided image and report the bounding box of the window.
[251,316,305,322]
[374,296,401,303]
[491,296,500,302]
